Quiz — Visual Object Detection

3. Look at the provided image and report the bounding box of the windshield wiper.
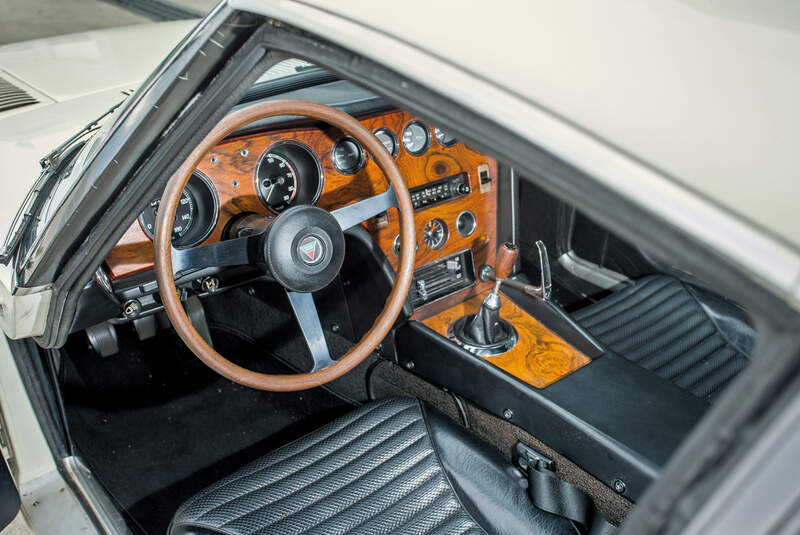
[1,99,126,265]
[40,98,125,169]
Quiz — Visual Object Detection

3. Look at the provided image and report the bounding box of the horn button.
[263,205,346,293]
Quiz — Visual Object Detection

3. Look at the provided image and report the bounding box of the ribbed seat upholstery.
[572,275,754,402]
[170,397,575,535]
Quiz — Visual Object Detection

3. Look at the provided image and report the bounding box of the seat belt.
[515,443,619,535]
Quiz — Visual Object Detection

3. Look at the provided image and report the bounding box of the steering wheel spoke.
[170,233,262,276]
[332,185,397,230]
[285,290,336,372]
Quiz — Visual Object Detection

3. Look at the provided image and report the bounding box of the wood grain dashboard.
[105,109,498,313]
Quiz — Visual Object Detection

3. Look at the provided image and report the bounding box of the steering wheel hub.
[263,205,345,293]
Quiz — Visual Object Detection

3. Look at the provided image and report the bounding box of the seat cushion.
[169,397,575,535]
[572,274,754,402]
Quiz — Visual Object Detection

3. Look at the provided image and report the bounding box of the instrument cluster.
[114,109,492,282]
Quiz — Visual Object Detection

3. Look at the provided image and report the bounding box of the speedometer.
[139,189,195,240]
[402,120,430,156]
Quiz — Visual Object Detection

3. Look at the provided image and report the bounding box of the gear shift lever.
[479,240,551,301]
[449,243,521,354]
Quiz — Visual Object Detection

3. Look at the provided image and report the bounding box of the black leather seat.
[169,397,576,535]
[572,274,755,402]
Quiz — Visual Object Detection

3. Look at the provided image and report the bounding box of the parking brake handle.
[480,241,551,301]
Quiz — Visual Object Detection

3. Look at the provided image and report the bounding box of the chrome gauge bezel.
[392,234,419,257]
[331,136,366,174]
[138,171,219,248]
[456,210,477,237]
[434,127,458,147]
[255,140,324,213]
[402,120,431,156]
[373,127,399,158]
[423,218,449,250]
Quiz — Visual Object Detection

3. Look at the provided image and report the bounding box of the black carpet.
[61,325,352,535]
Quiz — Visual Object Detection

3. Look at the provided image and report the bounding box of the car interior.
[53,59,757,534]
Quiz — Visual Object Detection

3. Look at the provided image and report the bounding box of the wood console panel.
[105,109,497,281]
[421,291,591,388]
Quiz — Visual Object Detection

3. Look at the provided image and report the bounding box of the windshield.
[3,59,330,270]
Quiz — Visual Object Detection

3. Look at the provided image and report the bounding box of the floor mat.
[61,327,352,535]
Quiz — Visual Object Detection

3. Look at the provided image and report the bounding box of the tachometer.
[139,189,195,240]
[256,140,324,214]
[256,152,297,212]
[402,120,430,156]
[423,218,448,250]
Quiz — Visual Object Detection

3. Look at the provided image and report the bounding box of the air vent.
[0,76,38,113]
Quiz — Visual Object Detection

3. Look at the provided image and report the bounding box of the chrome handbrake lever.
[479,240,551,302]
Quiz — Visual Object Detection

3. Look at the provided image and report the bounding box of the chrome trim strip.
[558,250,630,290]
[62,456,132,535]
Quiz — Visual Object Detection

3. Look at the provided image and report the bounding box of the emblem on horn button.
[297,235,325,265]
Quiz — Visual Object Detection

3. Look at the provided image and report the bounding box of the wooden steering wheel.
[154,100,415,392]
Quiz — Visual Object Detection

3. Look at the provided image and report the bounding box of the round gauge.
[434,127,458,147]
[139,172,218,248]
[256,152,298,212]
[392,234,418,257]
[332,137,364,174]
[139,189,195,241]
[456,210,477,237]
[374,128,398,157]
[256,141,324,214]
[402,120,430,156]
[423,218,449,250]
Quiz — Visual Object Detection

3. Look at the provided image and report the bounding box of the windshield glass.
[6,59,328,269]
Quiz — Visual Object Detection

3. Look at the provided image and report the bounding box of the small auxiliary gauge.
[392,234,418,257]
[374,128,398,157]
[402,120,430,156]
[456,210,477,237]
[332,137,364,174]
[423,218,448,250]
[434,127,458,147]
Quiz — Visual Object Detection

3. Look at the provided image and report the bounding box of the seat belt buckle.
[514,442,554,473]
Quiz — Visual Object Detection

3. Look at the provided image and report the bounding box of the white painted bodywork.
[0,21,195,240]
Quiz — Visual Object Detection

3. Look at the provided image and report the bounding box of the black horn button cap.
[264,205,345,293]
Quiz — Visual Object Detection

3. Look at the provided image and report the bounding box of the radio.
[409,172,471,210]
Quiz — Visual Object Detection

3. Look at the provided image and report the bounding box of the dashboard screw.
[247,287,256,296]
[209,156,218,164]
[331,323,341,333]
[240,149,249,157]
[232,180,239,188]
[503,408,514,420]
[613,479,626,494]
